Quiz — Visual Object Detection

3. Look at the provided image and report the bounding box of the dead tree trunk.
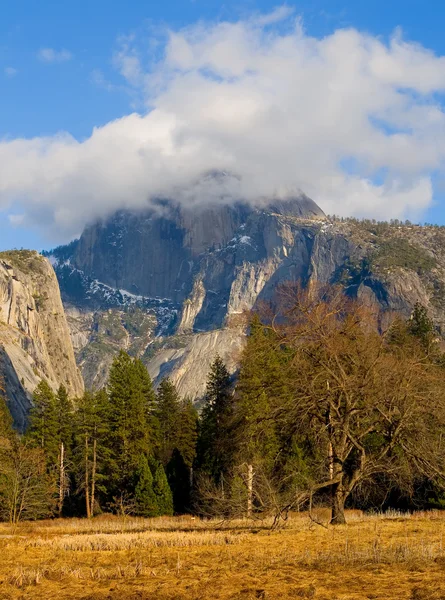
[247,464,254,518]
[90,437,97,518]
[58,442,65,517]
[85,436,91,519]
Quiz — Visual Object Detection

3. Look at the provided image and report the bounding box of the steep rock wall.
[50,200,445,402]
[0,252,84,427]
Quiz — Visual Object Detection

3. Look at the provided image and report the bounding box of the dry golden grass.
[1,511,445,599]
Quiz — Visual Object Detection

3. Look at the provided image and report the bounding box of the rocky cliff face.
[71,197,323,303]
[0,251,84,428]
[65,305,157,390]
[48,198,445,401]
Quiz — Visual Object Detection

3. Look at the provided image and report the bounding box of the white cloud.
[4,67,18,77]
[38,48,73,63]
[2,10,445,240]
[251,5,295,27]
[8,213,25,226]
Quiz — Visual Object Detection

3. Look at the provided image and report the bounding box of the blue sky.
[1,0,445,250]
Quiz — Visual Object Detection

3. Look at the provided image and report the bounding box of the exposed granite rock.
[177,278,206,334]
[71,197,323,303]
[0,251,84,427]
[48,199,445,402]
[147,328,245,401]
[65,305,157,390]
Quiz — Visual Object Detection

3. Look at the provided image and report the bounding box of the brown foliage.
[262,283,445,524]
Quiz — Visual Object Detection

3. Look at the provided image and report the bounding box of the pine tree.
[155,378,181,466]
[152,461,174,516]
[133,358,156,414]
[168,398,198,512]
[197,355,234,484]
[133,358,160,451]
[408,302,435,348]
[27,380,58,466]
[74,389,111,517]
[107,351,152,491]
[236,316,287,470]
[54,385,73,515]
[177,398,198,470]
[134,454,158,517]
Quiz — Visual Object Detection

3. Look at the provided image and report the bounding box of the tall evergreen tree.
[54,385,74,516]
[177,398,198,470]
[133,358,157,419]
[27,380,58,466]
[155,378,181,466]
[236,316,290,470]
[107,351,152,491]
[163,396,198,513]
[197,356,234,484]
[152,460,174,516]
[74,389,111,517]
[134,454,158,517]
[408,302,435,348]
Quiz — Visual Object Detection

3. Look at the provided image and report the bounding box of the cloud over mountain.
[2,9,445,240]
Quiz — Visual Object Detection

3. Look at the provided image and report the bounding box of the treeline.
[0,351,202,522]
[2,285,445,525]
[327,215,435,229]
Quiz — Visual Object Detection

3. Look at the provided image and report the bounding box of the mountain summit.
[47,197,444,401]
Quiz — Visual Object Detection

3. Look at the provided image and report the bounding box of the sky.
[1,0,445,251]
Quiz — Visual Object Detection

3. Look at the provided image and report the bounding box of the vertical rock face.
[72,198,324,303]
[49,197,328,396]
[65,305,157,391]
[147,328,245,402]
[49,195,445,403]
[0,251,84,428]
[73,203,253,301]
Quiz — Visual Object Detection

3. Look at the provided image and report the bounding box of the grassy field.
[0,511,445,599]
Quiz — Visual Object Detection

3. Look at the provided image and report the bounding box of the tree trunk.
[328,442,334,480]
[90,437,97,518]
[58,442,65,517]
[85,436,91,519]
[330,484,347,525]
[246,464,254,518]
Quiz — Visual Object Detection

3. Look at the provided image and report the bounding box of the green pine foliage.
[134,455,158,517]
[152,460,174,516]
[197,355,234,483]
[177,398,198,469]
[236,316,287,469]
[155,378,181,465]
[107,351,153,489]
[166,398,197,514]
[0,351,179,520]
[27,380,58,466]
[156,382,198,513]
[408,302,435,346]
[74,389,112,516]
[55,385,74,455]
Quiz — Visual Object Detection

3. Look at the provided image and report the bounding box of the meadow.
[0,511,444,599]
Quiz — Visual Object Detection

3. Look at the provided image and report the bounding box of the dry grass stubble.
[0,511,445,599]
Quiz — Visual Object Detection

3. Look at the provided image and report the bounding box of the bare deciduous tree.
[269,284,445,524]
[0,439,55,524]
